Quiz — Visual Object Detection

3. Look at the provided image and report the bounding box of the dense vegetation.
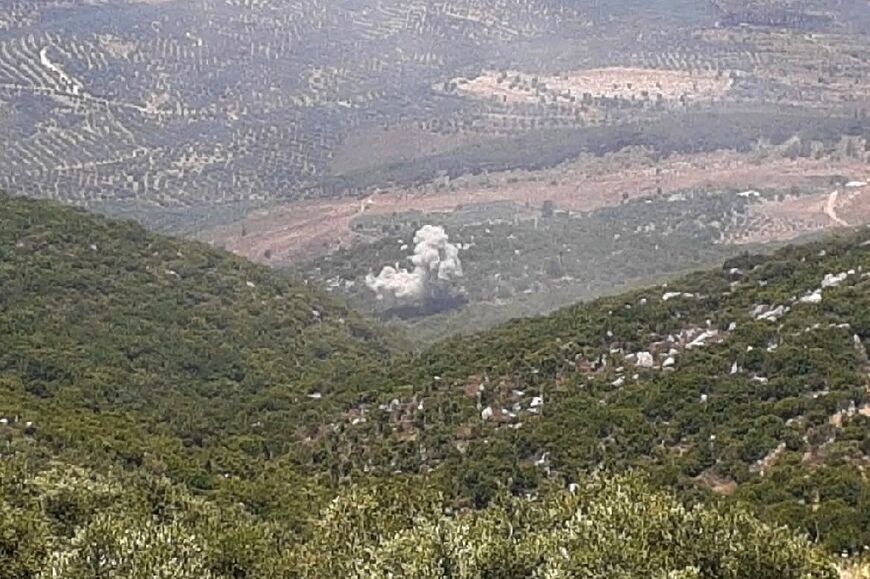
[0,459,836,578]
[328,226,870,554]
[2,195,870,575]
[0,194,395,527]
[320,107,869,198]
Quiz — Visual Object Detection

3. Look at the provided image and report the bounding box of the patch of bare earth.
[452,67,731,108]
[732,183,870,245]
[199,154,870,265]
[199,199,366,265]
[695,469,738,496]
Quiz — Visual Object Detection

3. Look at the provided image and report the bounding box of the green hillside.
[0,194,396,522]
[1,195,869,576]
[326,227,870,553]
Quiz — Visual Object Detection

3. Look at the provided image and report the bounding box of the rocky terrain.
[2,195,869,574]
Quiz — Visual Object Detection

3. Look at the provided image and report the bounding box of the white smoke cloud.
[366,225,463,302]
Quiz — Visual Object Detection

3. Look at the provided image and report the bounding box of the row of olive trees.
[1,457,837,579]
[287,473,837,579]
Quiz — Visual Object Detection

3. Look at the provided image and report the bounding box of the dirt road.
[198,153,870,265]
[825,190,849,227]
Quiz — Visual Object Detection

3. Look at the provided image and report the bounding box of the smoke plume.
[366,225,463,302]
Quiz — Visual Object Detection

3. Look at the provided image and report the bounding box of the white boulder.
[636,352,654,368]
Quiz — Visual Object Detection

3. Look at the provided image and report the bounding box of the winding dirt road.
[825,190,849,227]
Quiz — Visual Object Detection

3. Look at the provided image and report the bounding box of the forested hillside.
[1,195,869,576]
[331,227,870,554]
[0,194,396,525]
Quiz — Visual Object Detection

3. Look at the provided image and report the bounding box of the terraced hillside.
[3,0,870,226]
[8,0,870,349]
[0,0,597,215]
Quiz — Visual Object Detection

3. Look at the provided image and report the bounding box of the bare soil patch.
[733,184,870,245]
[696,469,738,496]
[199,153,870,265]
[453,67,732,107]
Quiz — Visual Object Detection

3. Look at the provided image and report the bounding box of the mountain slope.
[1,197,868,571]
[324,227,870,552]
[0,194,394,516]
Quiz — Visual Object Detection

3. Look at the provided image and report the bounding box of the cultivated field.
[4,0,870,223]
[452,67,732,107]
[6,0,870,340]
[201,148,870,265]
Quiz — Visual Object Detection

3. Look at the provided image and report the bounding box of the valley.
[5,1,870,345]
[4,0,870,575]
[2,195,870,575]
